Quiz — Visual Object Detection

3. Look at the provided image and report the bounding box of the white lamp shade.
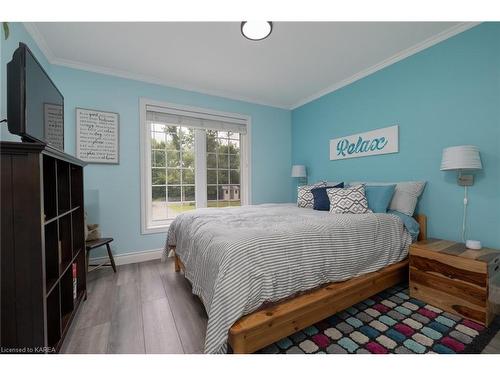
[440,145,482,171]
[291,165,307,178]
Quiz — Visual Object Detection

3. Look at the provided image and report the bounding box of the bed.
[165,203,427,353]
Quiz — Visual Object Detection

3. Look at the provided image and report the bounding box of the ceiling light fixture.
[241,21,273,41]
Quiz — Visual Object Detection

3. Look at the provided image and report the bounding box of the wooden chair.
[86,237,117,273]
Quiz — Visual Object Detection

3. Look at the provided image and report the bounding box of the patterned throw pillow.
[326,185,372,214]
[297,182,327,208]
[311,182,344,211]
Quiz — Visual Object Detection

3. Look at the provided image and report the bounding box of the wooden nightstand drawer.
[409,238,499,326]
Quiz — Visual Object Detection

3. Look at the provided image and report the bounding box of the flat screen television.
[7,43,65,151]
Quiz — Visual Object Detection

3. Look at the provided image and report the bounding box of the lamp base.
[297,177,308,186]
[466,240,482,250]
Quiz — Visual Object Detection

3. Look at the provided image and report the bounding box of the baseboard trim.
[90,248,164,266]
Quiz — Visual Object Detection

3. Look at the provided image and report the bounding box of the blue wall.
[292,23,500,248]
[51,66,292,255]
[1,23,292,256]
[3,22,499,254]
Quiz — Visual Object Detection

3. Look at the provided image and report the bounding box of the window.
[206,130,241,208]
[140,99,251,233]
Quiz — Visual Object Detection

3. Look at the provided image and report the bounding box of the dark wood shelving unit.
[1,141,87,353]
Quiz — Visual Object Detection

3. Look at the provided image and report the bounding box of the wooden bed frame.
[172,214,427,353]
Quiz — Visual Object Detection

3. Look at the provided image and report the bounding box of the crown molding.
[22,22,288,109]
[290,22,481,110]
[23,22,57,62]
[51,56,289,109]
[23,22,481,111]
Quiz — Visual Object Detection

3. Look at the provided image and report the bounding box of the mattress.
[165,203,412,353]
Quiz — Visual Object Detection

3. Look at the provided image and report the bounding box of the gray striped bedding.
[164,203,412,353]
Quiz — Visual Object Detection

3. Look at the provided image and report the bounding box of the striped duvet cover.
[165,203,412,353]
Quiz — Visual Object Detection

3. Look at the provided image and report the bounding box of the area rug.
[258,283,500,354]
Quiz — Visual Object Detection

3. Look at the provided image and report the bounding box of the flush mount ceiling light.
[240,21,273,41]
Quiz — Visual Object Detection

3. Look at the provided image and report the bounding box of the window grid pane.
[151,124,196,220]
[207,131,241,208]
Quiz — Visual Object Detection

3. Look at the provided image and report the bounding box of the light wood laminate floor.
[61,258,500,354]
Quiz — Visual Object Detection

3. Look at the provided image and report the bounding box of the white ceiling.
[26,22,476,109]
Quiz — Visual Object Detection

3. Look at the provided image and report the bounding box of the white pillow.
[327,185,371,214]
[349,181,426,216]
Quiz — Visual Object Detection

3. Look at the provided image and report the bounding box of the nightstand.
[409,238,500,326]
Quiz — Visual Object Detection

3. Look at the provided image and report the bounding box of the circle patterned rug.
[258,283,500,354]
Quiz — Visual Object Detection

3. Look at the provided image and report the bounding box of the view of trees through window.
[150,124,242,221]
[207,130,241,208]
[151,124,195,220]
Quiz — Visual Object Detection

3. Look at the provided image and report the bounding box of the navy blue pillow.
[311,183,344,211]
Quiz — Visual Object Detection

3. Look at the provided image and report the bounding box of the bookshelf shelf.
[44,206,80,226]
[1,142,87,353]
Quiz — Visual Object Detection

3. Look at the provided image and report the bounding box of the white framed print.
[76,108,119,164]
[330,125,399,161]
[43,103,64,151]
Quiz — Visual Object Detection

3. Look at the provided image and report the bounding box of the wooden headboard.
[414,214,427,241]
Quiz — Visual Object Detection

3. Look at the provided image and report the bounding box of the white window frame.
[139,98,252,234]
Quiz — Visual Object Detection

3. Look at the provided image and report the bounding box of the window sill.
[141,223,170,235]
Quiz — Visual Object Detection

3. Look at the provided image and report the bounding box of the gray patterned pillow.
[297,182,327,208]
[327,185,372,214]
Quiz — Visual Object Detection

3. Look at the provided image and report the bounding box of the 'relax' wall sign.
[330,125,399,160]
